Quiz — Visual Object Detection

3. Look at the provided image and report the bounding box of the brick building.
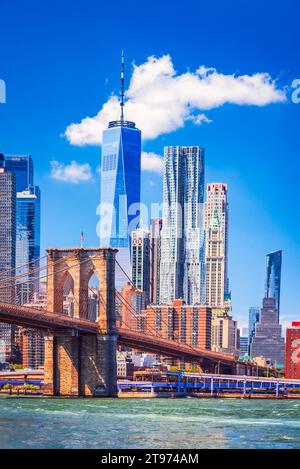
[137,300,212,350]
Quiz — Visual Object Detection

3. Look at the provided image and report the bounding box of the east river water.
[0,397,299,449]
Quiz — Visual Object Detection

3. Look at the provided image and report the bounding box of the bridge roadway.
[0,302,249,370]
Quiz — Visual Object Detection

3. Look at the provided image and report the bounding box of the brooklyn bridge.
[0,247,266,397]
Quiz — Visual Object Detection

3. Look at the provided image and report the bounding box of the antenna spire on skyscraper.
[120,50,125,122]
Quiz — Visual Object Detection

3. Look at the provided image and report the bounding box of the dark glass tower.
[15,187,41,303]
[265,250,282,319]
[99,53,141,287]
[4,155,33,192]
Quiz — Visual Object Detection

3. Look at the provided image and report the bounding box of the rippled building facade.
[159,146,205,305]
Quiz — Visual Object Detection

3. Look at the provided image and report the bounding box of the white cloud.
[50,160,92,183]
[141,151,163,174]
[64,54,286,146]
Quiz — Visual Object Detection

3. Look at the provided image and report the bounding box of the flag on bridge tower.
[81,231,84,248]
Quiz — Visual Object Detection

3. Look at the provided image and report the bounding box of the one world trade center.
[99,53,141,288]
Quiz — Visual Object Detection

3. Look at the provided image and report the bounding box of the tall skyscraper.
[1,153,41,364]
[4,154,41,304]
[131,228,150,304]
[0,154,17,362]
[159,146,205,305]
[4,155,33,192]
[0,155,16,302]
[149,217,162,304]
[205,183,229,310]
[265,250,282,319]
[99,54,141,287]
[15,187,41,304]
[250,297,285,365]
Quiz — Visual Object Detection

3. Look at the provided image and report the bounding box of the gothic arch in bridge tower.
[62,271,75,317]
[46,247,117,330]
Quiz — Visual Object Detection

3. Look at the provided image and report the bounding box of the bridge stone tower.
[43,247,118,397]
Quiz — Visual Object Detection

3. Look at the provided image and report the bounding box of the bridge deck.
[0,302,249,368]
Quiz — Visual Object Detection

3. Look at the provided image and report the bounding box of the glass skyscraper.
[265,250,282,319]
[159,146,205,305]
[99,56,141,287]
[0,154,41,364]
[4,154,41,304]
[248,306,260,338]
[4,155,33,192]
[16,187,41,303]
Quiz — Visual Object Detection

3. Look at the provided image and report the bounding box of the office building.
[248,306,260,338]
[139,300,212,350]
[99,54,141,287]
[21,329,44,369]
[131,228,150,304]
[205,183,229,311]
[159,146,205,305]
[149,217,162,304]
[265,250,282,319]
[211,313,239,355]
[4,155,33,192]
[4,154,41,305]
[2,154,41,363]
[0,155,17,362]
[250,297,285,365]
[15,188,41,304]
[248,306,260,352]
[239,327,249,356]
[285,322,300,379]
[0,154,16,302]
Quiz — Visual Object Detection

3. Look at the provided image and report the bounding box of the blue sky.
[0,0,299,328]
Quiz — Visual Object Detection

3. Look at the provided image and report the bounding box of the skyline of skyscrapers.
[0,59,292,372]
[159,146,205,306]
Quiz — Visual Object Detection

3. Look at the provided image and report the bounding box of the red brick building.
[285,322,300,379]
[137,299,212,350]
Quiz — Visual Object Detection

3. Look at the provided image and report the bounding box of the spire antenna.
[120,50,125,122]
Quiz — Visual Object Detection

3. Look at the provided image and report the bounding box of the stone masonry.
[43,247,118,397]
